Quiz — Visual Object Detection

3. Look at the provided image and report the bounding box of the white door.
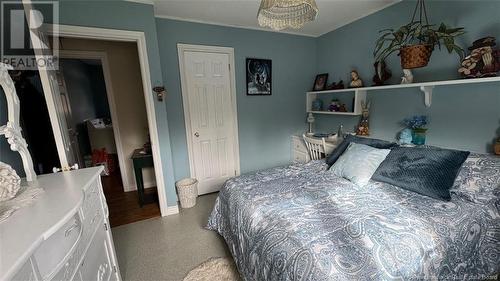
[23,2,77,169]
[180,49,239,195]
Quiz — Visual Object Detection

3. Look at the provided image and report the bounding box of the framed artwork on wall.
[246,58,272,96]
[312,73,328,91]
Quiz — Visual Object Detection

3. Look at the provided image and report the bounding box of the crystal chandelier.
[257,0,318,31]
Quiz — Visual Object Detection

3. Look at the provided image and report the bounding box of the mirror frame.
[0,63,37,181]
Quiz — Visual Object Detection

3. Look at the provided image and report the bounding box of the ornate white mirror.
[0,63,37,182]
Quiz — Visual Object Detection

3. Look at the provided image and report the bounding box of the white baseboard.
[123,181,156,192]
[163,205,179,216]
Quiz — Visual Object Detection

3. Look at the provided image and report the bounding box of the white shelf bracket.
[420,85,434,107]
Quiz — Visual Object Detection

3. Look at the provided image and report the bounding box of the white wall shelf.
[306,89,367,116]
[306,76,500,108]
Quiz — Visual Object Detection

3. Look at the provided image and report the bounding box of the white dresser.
[0,167,121,281]
[291,135,339,163]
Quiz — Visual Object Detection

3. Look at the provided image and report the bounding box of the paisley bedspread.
[207,161,500,281]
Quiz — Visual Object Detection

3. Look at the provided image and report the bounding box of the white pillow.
[329,142,391,186]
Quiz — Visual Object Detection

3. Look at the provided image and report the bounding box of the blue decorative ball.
[398,128,413,145]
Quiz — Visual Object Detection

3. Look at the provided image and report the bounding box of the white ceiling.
[147,0,400,37]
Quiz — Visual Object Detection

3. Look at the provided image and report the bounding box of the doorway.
[178,44,240,195]
[16,34,163,226]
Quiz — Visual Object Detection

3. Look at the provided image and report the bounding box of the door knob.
[194,132,200,137]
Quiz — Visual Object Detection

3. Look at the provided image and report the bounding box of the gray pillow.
[326,135,397,167]
[372,146,470,201]
[329,143,391,186]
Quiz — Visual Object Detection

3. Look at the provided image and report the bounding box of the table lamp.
[307,113,315,136]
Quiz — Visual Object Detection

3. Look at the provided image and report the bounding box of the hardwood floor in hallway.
[101,171,161,227]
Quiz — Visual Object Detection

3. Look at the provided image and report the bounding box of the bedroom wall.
[155,18,316,181]
[315,0,500,153]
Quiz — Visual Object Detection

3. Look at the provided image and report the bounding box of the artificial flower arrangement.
[403,115,428,145]
[403,115,428,129]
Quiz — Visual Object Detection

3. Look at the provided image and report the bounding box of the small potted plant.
[495,137,500,155]
[403,115,428,145]
[374,0,465,69]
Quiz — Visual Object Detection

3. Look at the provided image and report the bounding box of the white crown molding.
[124,0,154,5]
[154,14,317,38]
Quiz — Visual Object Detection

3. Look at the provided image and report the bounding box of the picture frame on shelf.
[312,73,328,91]
[246,58,272,96]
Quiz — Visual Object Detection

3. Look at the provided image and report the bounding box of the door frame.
[58,50,132,193]
[44,25,169,216]
[177,44,241,184]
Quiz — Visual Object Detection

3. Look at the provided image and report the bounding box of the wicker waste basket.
[176,178,198,208]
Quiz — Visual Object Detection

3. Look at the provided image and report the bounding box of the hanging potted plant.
[374,0,465,69]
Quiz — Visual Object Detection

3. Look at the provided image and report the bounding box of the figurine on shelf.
[356,100,370,136]
[372,60,392,86]
[349,70,364,88]
[328,99,341,112]
[326,79,345,90]
[338,103,348,112]
[494,137,500,155]
[458,36,500,78]
[401,69,414,84]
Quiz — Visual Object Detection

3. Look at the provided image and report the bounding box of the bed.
[207,157,500,280]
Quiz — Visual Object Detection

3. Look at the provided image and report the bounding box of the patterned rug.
[183,257,241,281]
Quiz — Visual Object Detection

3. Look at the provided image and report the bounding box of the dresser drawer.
[80,223,114,281]
[11,258,38,281]
[293,150,309,163]
[81,180,100,221]
[292,137,307,153]
[33,213,82,280]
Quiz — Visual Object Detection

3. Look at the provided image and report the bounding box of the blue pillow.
[326,135,397,166]
[372,146,470,201]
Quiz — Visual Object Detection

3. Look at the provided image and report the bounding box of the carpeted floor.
[112,193,231,281]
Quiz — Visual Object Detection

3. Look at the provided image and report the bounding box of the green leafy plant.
[374,21,466,63]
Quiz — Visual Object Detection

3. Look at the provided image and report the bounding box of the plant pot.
[495,140,500,155]
[412,128,428,145]
[400,44,433,69]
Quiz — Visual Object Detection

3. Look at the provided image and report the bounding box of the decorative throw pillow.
[329,143,391,186]
[372,146,470,201]
[326,135,397,167]
[451,153,500,204]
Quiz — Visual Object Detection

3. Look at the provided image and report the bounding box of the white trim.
[124,0,154,5]
[58,50,131,193]
[155,15,316,38]
[165,205,179,216]
[177,44,241,187]
[47,24,170,217]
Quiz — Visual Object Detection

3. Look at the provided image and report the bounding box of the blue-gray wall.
[155,19,316,181]
[315,0,500,153]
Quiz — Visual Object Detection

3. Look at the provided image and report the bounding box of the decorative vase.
[400,44,433,69]
[311,98,323,111]
[0,162,21,202]
[412,128,428,145]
